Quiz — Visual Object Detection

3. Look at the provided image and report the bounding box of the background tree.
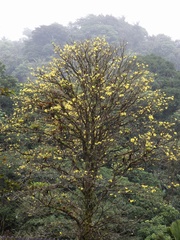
[0,39,22,74]
[0,150,21,236]
[139,54,180,136]
[0,62,18,115]
[141,34,180,70]
[2,14,180,81]
[68,14,121,43]
[69,14,148,51]
[6,38,178,239]
[0,69,21,236]
[23,23,69,61]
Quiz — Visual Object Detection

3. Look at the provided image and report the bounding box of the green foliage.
[0,14,180,238]
[2,14,180,80]
[139,54,180,126]
[4,37,178,239]
[69,14,148,51]
[23,23,69,60]
[0,62,19,115]
[142,34,180,70]
[139,222,172,240]
[139,54,176,78]
[0,152,21,235]
[169,220,180,240]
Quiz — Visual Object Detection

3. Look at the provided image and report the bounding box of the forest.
[0,14,180,240]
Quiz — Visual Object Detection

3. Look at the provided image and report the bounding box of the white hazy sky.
[0,0,179,41]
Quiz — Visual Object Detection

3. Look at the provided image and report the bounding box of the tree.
[0,62,18,115]
[0,151,21,236]
[0,65,21,235]
[141,34,180,70]
[69,14,149,51]
[139,54,180,136]
[0,38,26,81]
[69,14,121,43]
[7,37,178,239]
[23,23,69,61]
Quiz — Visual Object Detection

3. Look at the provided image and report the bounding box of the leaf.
[170,220,180,240]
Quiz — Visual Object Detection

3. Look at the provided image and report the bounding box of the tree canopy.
[4,37,178,239]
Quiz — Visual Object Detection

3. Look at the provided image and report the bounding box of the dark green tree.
[23,23,69,61]
[0,62,18,115]
[139,54,180,122]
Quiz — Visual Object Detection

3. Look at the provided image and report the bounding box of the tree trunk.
[79,175,96,240]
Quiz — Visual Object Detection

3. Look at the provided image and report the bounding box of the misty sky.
[0,0,179,41]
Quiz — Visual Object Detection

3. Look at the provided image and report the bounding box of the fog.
[0,0,180,40]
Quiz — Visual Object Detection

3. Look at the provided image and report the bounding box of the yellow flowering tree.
[6,37,178,239]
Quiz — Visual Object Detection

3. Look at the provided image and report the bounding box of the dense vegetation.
[0,15,180,239]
